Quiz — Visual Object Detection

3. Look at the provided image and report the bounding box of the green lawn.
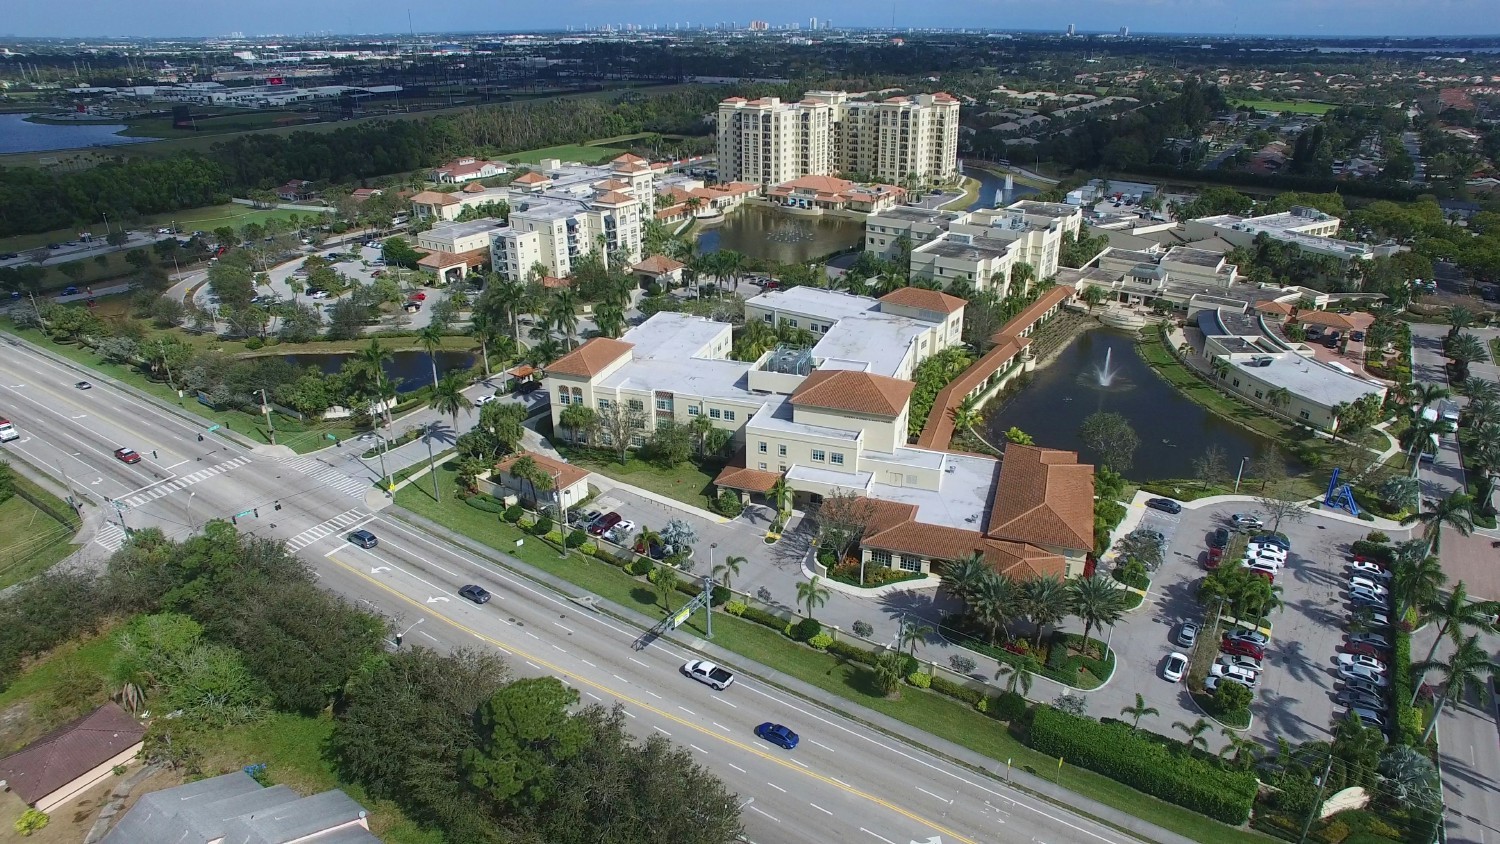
[1230,99,1336,115]
[0,204,325,257]
[554,446,725,511]
[0,472,80,591]
[505,144,626,166]
[394,475,1274,844]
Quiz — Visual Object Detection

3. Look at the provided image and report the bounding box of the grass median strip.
[394,475,1271,844]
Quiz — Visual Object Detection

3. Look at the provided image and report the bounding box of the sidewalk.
[390,504,1192,844]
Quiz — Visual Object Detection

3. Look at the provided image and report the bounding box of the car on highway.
[75,381,92,389]
[588,512,622,537]
[1230,513,1263,530]
[458,584,492,604]
[1207,527,1230,549]
[1221,639,1266,660]
[1176,621,1199,648]
[754,722,799,750]
[1338,663,1390,687]
[1145,497,1182,514]
[682,660,736,690]
[1163,652,1188,683]
[113,447,142,464]
[347,529,378,549]
[1347,632,1393,650]
[1349,560,1391,580]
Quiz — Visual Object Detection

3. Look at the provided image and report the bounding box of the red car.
[408,292,426,302]
[1205,547,1224,569]
[587,512,621,537]
[1249,568,1275,583]
[1220,639,1266,660]
[113,447,142,464]
[1343,642,1390,662]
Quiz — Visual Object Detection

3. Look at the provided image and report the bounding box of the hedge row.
[1392,627,1420,746]
[1025,706,1257,824]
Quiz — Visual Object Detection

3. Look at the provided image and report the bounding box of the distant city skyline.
[1,0,1491,39]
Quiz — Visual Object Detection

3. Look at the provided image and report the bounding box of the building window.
[597,398,611,409]
[1254,390,1264,399]
[656,399,670,410]
[687,406,700,416]
[758,462,768,470]
[812,449,826,462]
[724,410,736,421]
[630,435,645,447]
[786,319,798,328]
[1232,379,1240,388]
[709,408,722,419]
[778,444,787,456]
[558,392,571,404]
[1300,410,1311,420]
[871,549,892,566]
[830,452,844,465]
[628,399,644,411]
[900,555,923,572]
[758,441,768,453]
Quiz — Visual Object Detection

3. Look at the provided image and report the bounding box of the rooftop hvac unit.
[767,344,814,376]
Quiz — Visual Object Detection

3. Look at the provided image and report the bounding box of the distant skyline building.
[1066,23,1076,36]
[1119,25,1129,36]
[809,16,818,30]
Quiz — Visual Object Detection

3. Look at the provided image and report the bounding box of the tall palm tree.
[1021,575,1070,648]
[1265,386,1292,412]
[489,274,526,339]
[1211,358,1231,380]
[416,324,445,388]
[1120,693,1159,732]
[1391,549,1447,619]
[797,576,831,622]
[713,555,746,591]
[427,371,474,433]
[1417,635,1499,744]
[1446,305,1477,342]
[1172,718,1213,755]
[997,656,1037,697]
[768,473,792,518]
[942,552,991,609]
[1379,746,1441,804]
[900,618,934,658]
[971,571,1019,644]
[358,339,394,428]
[1068,576,1129,654]
[1410,382,1451,412]
[469,311,496,379]
[1445,333,1489,382]
[549,288,580,350]
[594,300,626,339]
[951,394,982,435]
[1218,730,1262,771]
[1402,491,1475,558]
[1415,581,1500,675]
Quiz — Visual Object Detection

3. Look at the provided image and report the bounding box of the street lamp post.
[552,468,568,559]
[1233,456,1251,493]
[424,423,440,500]
[394,617,424,647]
[184,491,197,530]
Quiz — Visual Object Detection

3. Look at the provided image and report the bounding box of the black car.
[1350,330,1366,342]
[1146,497,1182,515]
[347,529,378,549]
[1208,527,1230,549]
[459,584,492,604]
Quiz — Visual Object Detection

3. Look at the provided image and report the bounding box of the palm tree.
[971,571,1019,644]
[797,575,831,622]
[1415,581,1500,678]
[997,656,1037,697]
[1120,693,1159,732]
[358,339,394,428]
[1172,718,1213,755]
[768,473,792,518]
[1265,386,1292,413]
[1379,746,1441,804]
[1068,576,1129,654]
[1081,285,1107,312]
[1402,491,1475,558]
[594,300,626,338]
[1410,382,1451,413]
[1446,305,1477,342]
[1417,635,1499,744]
[1211,358,1231,380]
[656,566,682,612]
[713,555,746,591]
[1392,551,1447,620]
[427,371,474,432]
[899,619,933,658]
[469,312,497,379]
[548,289,580,350]
[1218,730,1262,771]
[1021,575,1070,648]
[1445,333,1489,382]
[951,394,981,435]
[509,454,541,505]
[687,414,716,457]
[873,650,906,697]
[490,274,526,339]
[942,552,991,609]
[635,524,663,557]
[416,324,445,388]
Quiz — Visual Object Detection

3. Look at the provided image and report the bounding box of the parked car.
[1247,564,1276,583]
[1350,554,1390,571]
[1345,706,1388,731]
[1211,662,1261,687]
[1348,561,1391,581]
[1251,534,1290,552]
[113,447,142,464]
[1176,621,1199,648]
[1163,652,1189,683]
[1343,642,1390,662]
[1137,528,1167,546]
[1350,330,1366,342]
[1221,639,1266,660]
[1205,546,1224,569]
[346,529,378,549]
[408,292,427,302]
[755,722,799,750]
[1339,663,1391,687]
[1351,608,1393,629]
[1224,629,1270,647]
[458,584,492,604]
[1219,652,1265,672]
[1342,677,1388,699]
[1338,653,1389,673]
[1146,497,1183,514]
[474,394,498,406]
[588,512,622,536]
[1347,632,1393,650]
[605,520,636,543]
[1349,576,1389,595]
[1350,588,1390,609]
[1335,688,1386,710]
[1205,673,1253,693]
[1231,513,1264,530]
[1208,527,1230,549]
[682,660,735,690]
[571,508,602,529]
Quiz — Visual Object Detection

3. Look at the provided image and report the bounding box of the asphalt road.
[0,335,1158,844]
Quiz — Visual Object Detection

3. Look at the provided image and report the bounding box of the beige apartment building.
[717,90,960,188]
[874,199,1082,297]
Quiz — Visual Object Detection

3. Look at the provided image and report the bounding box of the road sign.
[670,607,691,628]
[206,424,221,432]
[325,433,339,441]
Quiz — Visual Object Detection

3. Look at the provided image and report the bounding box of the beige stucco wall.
[791,405,902,454]
[35,742,142,814]
[746,425,860,475]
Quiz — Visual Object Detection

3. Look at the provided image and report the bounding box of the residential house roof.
[632,255,686,274]
[713,462,783,493]
[612,153,649,164]
[985,443,1095,552]
[544,337,633,378]
[409,190,461,206]
[495,450,589,490]
[592,190,634,206]
[595,178,632,191]
[878,287,966,315]
[0,703,144,806]
[789,370,914,418]
[513,172,550,185]
[461,181,488,194]
[1255,300,1296,316]
[979,538,1066,580]
[1292,310,1375,332]
[101,771,376,844]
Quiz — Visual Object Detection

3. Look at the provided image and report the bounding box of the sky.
[3,0,1494,39]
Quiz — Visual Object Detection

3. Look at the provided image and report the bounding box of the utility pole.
[53,457,80,510]
[553,468,568,558]
[258,388,276,444]
[1297,754,1336,844]
[1233,456,1250,493]
[424,423,440,500]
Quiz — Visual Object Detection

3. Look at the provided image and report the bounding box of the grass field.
[505,144,627,165]
[1231,99,1336,115]
[553,446,724,511]
[0,204,321,258]
[0,471,79,591]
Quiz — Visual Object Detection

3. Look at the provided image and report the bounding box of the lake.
[0,113,156,154]
[984,328,1284,481]
[964,164,1040,210]
[695,205,866,264]
[276,350,476,394]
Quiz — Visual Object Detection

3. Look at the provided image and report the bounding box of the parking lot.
[1086,497,1408,751]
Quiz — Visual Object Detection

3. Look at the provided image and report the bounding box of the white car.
[1351,608,1392,629]
[1246,544,1287,563]
[1348,561,1391,581]
[1231,513,1264,530]
[682,659,735,690]
[1349,576,1389,595]
[1163,652,1189,683]
[606,520,636,543]
[1219,652,1265,672]
[1338,653,1388,673]
[1204,673,1253,692]
[1350,587,1390,609]
[1211,662,1260,687]
[474,395,498,406]
[1339,663,1390,687]
[309,289,329,299]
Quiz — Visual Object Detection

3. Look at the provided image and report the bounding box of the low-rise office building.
[904,200,1082,297]
[414,219,505,283]
[430,156,507,184]
[1184,207,1393,262]
[767,175,905,214]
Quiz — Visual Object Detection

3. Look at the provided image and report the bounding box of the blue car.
[755,722,799,750]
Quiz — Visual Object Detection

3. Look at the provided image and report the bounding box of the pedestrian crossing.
[281,456,374,498]
[118,456,253,507]
[94,521,127,552]
[286,508,371,551]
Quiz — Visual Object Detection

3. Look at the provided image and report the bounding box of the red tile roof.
[879,287,966,315]
[713,463,783,493]
[986,443,1095,552]
[0,704,143,806]
[789,370,914,417]
[410,190,461,206]
[545,337,632,378]
[632,255,686,274]
[513,172,549,185]
[495,450,589,490]
[593,190,635,205]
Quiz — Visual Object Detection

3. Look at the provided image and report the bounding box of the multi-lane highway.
[0,333,1175,844]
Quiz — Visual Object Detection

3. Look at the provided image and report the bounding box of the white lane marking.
[810,803,833,816]
[554,621,574,633]
[859,829,896,844]
[916,786,953,805]
[580,659,595,667]
[727,763,746,773]
[525,661,540,670]
[766,782,786,793]
[679,706,696,715]
[808,739,835,751]
[622,709,636,718]
[586,692,603,701]
[524,631,539,640]
[749,806,780,823]
[653,726,672,736]
[551,645,566,653]
[613,674,628,683]
[792,759,809,769]
[712,722,730,731]
[628,656,649,668]
[690,744,707,754]
[721,700,737,709]
[830,778,851,788]
[644,690,662,699]
[418,630,438,642]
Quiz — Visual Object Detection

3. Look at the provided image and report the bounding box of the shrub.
[1024,706,1257,824]
[794,617,822,642]
[1350,539,1395,565]
[808,632,833,650]
[565,529,587,548]
[992,690,1030,722]
[714,490,744,518]
[929,674,982,705]
[710,586,730,606]
[244,336,265,351]
[1211,678,1254,715]
[503,504,524,523]
[740,606,784,630]
[1365,530,1390,544]
[532,516,554,536]
[14,809,48,837]
[851,620,874,638]
[907,672,932,688]
[724,600,747,616]
[949,655,977,675]
[465,493,507,513]
[1393,627,1420,745]
[826,640,877,667]
[627,558,654,577]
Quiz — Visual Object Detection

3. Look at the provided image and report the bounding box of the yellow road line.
[325,551,978,844]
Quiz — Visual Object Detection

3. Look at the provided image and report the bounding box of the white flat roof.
[747,287,878,323]
[787,463,874,492]
[748,398,862,442]
[599,356,757,404]
[1229,354,1385,409]
[621,312,726,361]
[812,313,928,378]
[866,450,997,530]
[428,218,506,239]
